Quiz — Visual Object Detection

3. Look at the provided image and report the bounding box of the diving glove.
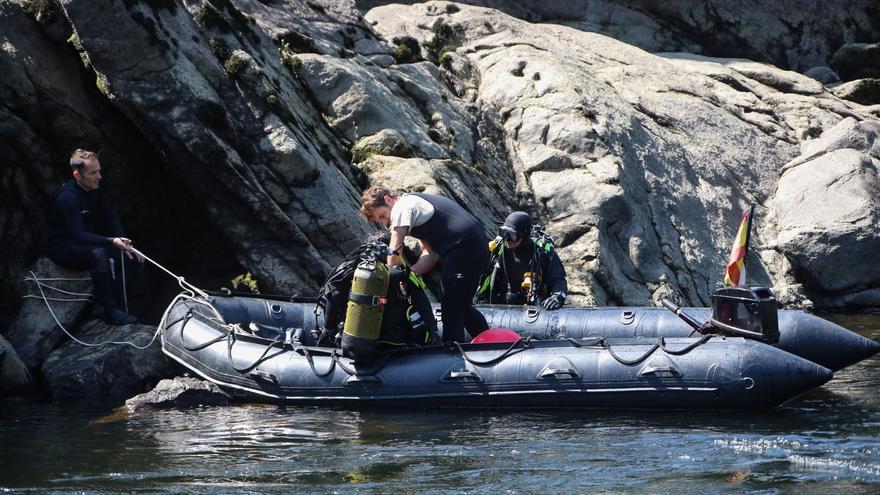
[542,292,566,311]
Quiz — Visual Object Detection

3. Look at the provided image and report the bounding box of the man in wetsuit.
[360,185,489,343]
[476,211,568,310]
[46,149,143,325]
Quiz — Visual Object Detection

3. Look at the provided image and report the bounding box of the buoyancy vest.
[406,193,484,257]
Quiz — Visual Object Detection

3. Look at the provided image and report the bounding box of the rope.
[22,295,92,302]
[598,335,714,366]
[302,347,337,377]
[129,246,211,300]
[22,275,94,298]
[225,331,287,374]
[27,270,161,350]
[120,249,128,313]
[24,245,215,350]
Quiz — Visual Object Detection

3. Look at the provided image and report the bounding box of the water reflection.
[1,315,878,493]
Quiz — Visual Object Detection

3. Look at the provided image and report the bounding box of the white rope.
[28,270,161,349]
[25,246,216,350]
[121,249,128,313]
[22,276,90,282]
[22,276,94,298]
[129,246,211,300]
[21,295,92,302]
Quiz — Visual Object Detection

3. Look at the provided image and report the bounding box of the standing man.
[476,211,568,310]
[359,185,489,343]
[47,148,143,325]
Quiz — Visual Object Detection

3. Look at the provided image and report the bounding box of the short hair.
[359,185,394,219]
[70,148,96,173]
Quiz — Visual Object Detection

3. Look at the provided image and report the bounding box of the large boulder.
[829,42,880,81]
[0,333,33,394]
[364,2,875,307]
[832,78,880,106]
[770,118,880,308]
[125,376,231,412]
[3,0,880,312]
[41,320,176,401]
[3,258,92,370]
[358,0,880,72]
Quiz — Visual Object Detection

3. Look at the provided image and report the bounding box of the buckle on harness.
[349,291,387,306]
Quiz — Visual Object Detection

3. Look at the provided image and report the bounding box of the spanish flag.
[724,206,753,287]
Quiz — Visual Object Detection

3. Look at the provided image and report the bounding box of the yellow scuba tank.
[342,258,389,361]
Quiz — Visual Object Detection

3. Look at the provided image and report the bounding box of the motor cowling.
[342,259,389,361]
[710,286,779,343]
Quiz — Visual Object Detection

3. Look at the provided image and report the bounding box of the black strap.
[348,291,386,306]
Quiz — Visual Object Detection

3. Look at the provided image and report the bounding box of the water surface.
[1,315,878,493]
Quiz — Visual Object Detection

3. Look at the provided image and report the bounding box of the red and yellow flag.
[724,206,753,287]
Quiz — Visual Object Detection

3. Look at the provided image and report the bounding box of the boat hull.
[203,294,879,371]
[160,295,832,409]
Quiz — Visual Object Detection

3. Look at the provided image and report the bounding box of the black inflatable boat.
[159,292,833,409]
[179,286,879,372]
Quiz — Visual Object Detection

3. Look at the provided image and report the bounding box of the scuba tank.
[342,254,390,362]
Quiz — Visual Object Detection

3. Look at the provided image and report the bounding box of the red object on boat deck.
[471,327,521,343]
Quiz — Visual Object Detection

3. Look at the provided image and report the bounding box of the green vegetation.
[274,30,317,53]
[280,43,302,74]
[223,52,248,75]
[439,45,456,69]
[196,3,227,32]
[392,36,421,64]
[209,38,231,61]
[423,18,463,64]
[352,144,384,164]
[231,272,260,293]
[95,76,107,95]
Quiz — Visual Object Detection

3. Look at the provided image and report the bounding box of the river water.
[1,314,878,494]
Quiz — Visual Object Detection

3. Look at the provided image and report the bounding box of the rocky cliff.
[2,0,879,326]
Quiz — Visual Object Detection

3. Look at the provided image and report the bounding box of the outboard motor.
[710,286,779,343]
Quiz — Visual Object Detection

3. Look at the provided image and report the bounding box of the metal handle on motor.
[661,298,704,332]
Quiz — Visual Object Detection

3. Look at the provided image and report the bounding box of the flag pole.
[743,204,754,263]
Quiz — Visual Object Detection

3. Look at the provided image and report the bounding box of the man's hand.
[542,292,565,310]
[112,237,145,263]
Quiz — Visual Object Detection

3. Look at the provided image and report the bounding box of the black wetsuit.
[47,179,123,268]
[46,180,139,312]
[478,238,568,305]
[407,193,489,342]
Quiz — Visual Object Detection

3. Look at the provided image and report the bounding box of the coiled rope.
[25,246,211,349]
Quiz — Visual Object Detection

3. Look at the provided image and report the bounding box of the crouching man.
[46,149,144,325]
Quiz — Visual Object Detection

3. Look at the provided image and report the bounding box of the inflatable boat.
[159,292,832,409]
[183,287,879,372]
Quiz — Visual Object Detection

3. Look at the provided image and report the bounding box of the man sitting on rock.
[46,148,143,325]
[476,211,568,310]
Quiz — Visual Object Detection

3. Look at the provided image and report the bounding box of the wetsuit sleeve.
[543,250,568,295]
[102,201,125,238]
[55,191,114,246]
